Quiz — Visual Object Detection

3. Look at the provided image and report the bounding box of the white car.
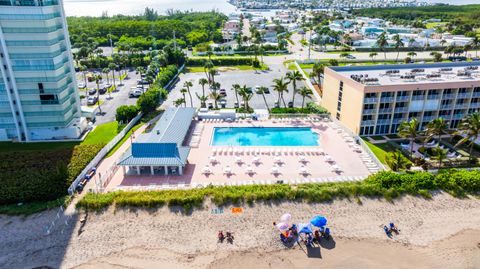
[78,82,86,89]
[87,96,98,105]
[129,89,143,98]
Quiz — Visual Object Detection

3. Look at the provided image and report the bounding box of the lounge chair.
[271,166,280,175]
[235,157,243,164]
[253,156,261,164]
[299,166,309,176]
[223,166,232,176]
[245,165,254,175]
[209,156,218,164]
[274,156,283,164]
[299,156,308,163]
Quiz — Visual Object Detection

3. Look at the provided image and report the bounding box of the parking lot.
[164,67,316,110]
[76,70,140,124]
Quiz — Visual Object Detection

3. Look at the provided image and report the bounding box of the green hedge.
[186,57,254,67]
[0,144,103,204]
[77,169,480,211]
[270,102,330,114]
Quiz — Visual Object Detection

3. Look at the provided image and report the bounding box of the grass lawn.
[0,196,70,215]
[363,140,397,165]
[370,135,386,141]
[82,121,119,145]
[425,22,447,29]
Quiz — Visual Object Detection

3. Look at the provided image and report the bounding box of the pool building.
[118,107,196,176]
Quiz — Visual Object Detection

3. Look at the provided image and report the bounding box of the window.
[40,94,59,105]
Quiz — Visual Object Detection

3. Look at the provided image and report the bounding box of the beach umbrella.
[310,215,327,227]
[276,222,289,232]
[297,223,313,234]
[280,213,292,223]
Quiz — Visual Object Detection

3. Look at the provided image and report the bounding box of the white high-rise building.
[0,0,86,141]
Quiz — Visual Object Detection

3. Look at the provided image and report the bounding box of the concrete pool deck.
[104,119,377,191]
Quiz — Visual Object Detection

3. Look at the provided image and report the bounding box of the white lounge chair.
[235,157,243,164]
[223,166,232,176]
[209,156,218,164]
[274,156,283,164]
[271,165,280,175]
[299,166,309,176]
[253,156,261,164]
[245,165,254,175]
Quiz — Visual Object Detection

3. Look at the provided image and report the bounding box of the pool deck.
[105,119,376,191]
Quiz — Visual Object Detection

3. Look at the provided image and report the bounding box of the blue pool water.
[212,127,319,146]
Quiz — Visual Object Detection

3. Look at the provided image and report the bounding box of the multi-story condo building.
[0,0,86,141]
[322,62,480,136]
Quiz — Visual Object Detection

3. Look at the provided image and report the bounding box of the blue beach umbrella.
[310,215,327,227]
[297,223,313,234]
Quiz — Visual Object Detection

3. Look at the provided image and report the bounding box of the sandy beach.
[1,193,479,269]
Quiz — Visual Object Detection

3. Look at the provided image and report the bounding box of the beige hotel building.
[321,62,480,136]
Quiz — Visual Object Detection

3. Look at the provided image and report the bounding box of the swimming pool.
[211,127,319,146]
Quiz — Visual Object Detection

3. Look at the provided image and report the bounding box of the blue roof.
[118,147,190,166]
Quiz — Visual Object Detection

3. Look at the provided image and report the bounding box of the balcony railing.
[440,104,453,110]
[378,108,393,113]
[412,95,425,101]
[363,109,376,114]
[422,116,436,122]
[453,114,465,120]
[442,93,456,99]
[380,96,394,103]
[455,103,469,109]
[457,92,471,98]
[392,118,407,124]
[376,119,391,125]
[470,102,480,108]
[396,95,410,101]
[394,107,408,112]
[361,120,376,126]
[364,98,378,104]
[427,94,440,100]
[472,92,480,98]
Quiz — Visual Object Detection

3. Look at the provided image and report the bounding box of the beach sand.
[1,193,479,269]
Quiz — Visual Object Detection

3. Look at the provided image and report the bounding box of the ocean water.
[211,127,320,147]
[63,0,237,16]
[62,0,478,17]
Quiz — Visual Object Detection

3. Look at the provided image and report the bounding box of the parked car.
[219,89,227,96]
[264,87,270,94]
[98,86,107,94]
[129,88,143,98]
[234,101,239,108]
[88,88,96,95]
[288,102,294,108]
[345,54,356,59]
[137,79,149,85]
[87,96,98,105]
[220,99,227,108]
[207,102,213,109]
[77,82,86,89]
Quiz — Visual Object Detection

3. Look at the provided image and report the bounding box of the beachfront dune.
[1,192,479,268]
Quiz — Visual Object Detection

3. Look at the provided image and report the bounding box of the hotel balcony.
[396,95,410,102]
[364,97,378,104]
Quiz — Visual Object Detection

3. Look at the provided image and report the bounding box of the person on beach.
[384,226,392,238]
[390,223,399,234]
[218,231,225,243]
[226,232,234,244]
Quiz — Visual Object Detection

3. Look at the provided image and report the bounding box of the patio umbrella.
[276,222,289,232]
[310,215,327,227]
[280,213,292,223]
[297,223,313,234]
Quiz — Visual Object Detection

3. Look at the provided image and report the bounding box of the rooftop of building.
[329,62,480,87]
[118,107,196,167]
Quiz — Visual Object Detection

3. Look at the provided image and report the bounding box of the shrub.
[137,88,160,114]
[116,105,139,123]
[76,169,480,212]
[186,57,253,67]
[306,102,330,114]
[0,144,103,204]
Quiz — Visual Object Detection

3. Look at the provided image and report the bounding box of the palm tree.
[93,74,103,114]
[210,91,221,110]
[369,52,378,62]
[108,63,117,90]
[298,87,313,109]
[102,67,110,84]
[256,86,270,112]
[425,117,448,144]
[196,93,208,108]
[272,77,289,108]
[407,51,417,62]
[239,85,253,111]
[198,78,208,100]
[310,63,325,87]
[136,66,146,92]
[440,39,447,48]
[393,34,404,62]
[285,71,304,106]
[203,60,214,83]
[398,118,420,157]
[432,147,447,169]
[376,32,388,60]
[180,88,188,107]
[174,98,185,107]
[472,36,479,58]
[208,68,217,85]
[232,84,241,106]
[385,150,409,171]
[183,81,193,107]
[455,112,480,159]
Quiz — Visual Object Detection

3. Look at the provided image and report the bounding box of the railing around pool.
[268,113,331,120]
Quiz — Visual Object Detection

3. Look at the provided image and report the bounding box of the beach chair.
[271,166,280,175]
[245,165,254,175]
[235,157,243,165]
[224,166,232,176]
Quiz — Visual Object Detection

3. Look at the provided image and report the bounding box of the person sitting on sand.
[314,230,321,243]
[289,224,298,236]
[384,226,392,238]
[218,231,225,243]
[390,223,399,234]
[226,232,234,244]
[306,233,314,247]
